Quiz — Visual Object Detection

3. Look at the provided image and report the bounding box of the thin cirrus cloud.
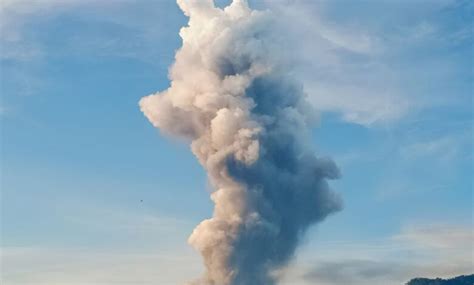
[3,0,471,127]
[1,202,201,285]
[264,0,471,126]
[0,0,182,62]
[4,223,470,285]
[278,223,474,285]
[2,246,201,285]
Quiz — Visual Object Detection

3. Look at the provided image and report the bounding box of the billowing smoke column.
[139,1,342,284]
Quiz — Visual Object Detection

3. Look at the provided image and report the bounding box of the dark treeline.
[406,274,474,285]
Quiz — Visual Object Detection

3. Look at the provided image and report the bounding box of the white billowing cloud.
[140,1,341,284]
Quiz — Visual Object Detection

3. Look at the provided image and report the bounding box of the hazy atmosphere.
[1,0,472,285]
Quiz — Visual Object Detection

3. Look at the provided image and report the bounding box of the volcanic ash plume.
[139,0,342,284]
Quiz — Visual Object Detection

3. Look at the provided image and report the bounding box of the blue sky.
[1,1,472,284]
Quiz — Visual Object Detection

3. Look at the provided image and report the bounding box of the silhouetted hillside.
[406,274,474,285]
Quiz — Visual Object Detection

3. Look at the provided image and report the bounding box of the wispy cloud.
[278,223,473,285]
[263,0,472,126]
[394,224,474,253]
[302,259,411,285]
[2,246,201,285]
[1,201,200,285]
[0,0,182,62]
[0,0,85,60]
[2,0,470,127]
[399,135,464,162]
